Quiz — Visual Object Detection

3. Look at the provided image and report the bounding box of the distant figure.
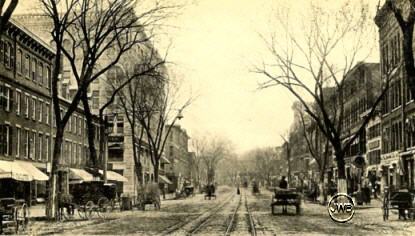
[279,176,288,189]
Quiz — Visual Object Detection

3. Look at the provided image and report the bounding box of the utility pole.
[280,135,291,184]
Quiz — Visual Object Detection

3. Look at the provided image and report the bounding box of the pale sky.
[15,0,382,154]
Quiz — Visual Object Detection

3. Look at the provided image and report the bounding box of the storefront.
[0,160,49,206]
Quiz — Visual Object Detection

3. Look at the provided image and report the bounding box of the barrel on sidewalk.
[121,196,132,211]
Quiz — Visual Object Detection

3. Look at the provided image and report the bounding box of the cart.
[271,188,302,215]
[204,184,216,200]
[136,183,161,211]
[0,198,30,234]
[58,181,119,220]
[252,182,260,195]
[383,190,415,221]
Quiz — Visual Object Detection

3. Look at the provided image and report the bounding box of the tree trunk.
[47,127,64,220]
[81,93,98,167]
[154,159,159,182]
[335,150,347,193]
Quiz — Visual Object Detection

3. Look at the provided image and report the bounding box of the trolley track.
[160,192,235,235]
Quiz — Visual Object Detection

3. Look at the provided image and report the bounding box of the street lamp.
[103,112,118,184]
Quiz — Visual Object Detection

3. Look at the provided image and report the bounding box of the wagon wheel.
[383,198,389,221]
[97,197,111,219]
[77,204,87,219]
[13,206,19,234]
[83,201,95,219]
[62,204,75,221]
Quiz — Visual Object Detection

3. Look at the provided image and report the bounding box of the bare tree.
[117,48,167,188]
[198,135,233,184]
[188,137,206,190]
[0,0,18,35]
[40,0,170,219]
[255,1,389,192]
[121,67,192,183]
[297,106,331,203]
[382,0,415,95]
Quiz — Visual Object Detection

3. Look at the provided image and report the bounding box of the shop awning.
[69,168,94,182]
[159,175,172,185]
[0,160,32,182]
[98,170,128,182]
[161,156,170,164]
[16,161,49,181]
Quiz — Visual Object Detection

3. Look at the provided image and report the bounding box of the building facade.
[375,1,415,192]
[0,18,104,205]
[165,124,190,193]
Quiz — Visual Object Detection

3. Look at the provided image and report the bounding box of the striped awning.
[15,161,48,181]
[0,160,32,181]
[159,175,172,185]
[98,170,128,182]
[69,168,94,182]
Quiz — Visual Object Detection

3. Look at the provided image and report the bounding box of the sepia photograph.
[0,0,414,235]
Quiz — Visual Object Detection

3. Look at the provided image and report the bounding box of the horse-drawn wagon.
[271,188,302,215]
[383,190,415,221]
[58,181,119,220]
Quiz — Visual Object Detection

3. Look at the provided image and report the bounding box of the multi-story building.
[340,62,381,193]
[165,124,190,193]
[0,18,104,205]
[375,1,415,191]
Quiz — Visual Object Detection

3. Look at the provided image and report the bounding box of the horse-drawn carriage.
[252,181,260,195]
[136,183,161,211]
[204,184,216,200]
[58,181,119,220]
[0,198,30,234]
[271,188,302,215]
[383,190,415,221]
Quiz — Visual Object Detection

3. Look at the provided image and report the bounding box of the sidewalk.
[29,204,46,219]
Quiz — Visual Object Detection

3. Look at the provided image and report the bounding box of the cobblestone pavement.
[26,187,415,235]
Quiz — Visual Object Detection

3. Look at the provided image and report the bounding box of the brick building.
[375,1,415,192]
[340,62,381,194]
[0,18,104,205]
[165,124,190,193]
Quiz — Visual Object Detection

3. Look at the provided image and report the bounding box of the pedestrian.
[279,176,288,189]
[279,176,288,213]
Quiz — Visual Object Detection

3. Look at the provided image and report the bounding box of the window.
[24,94,29,118]
[2,85,11,112]
[31,58,37,81]
[38,62,43,85]
[92,91,99,109]
[46,66,51,88]
[16,49,22,74]
[15,90,21,115]
[45,135,50,162]
[32,97,36,121]
[24,129,29,158]
[38,100,43,122]
[0,125,12,156]
[31,131,36,160]
[16,127,20,157]
[45,103,50,124]
[9,43,14,69]
[38,133,43,161]
[4,42,9,68]
[24,55,30,79]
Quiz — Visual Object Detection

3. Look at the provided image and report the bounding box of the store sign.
[368,140,380,150]
[108,136,124,142]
